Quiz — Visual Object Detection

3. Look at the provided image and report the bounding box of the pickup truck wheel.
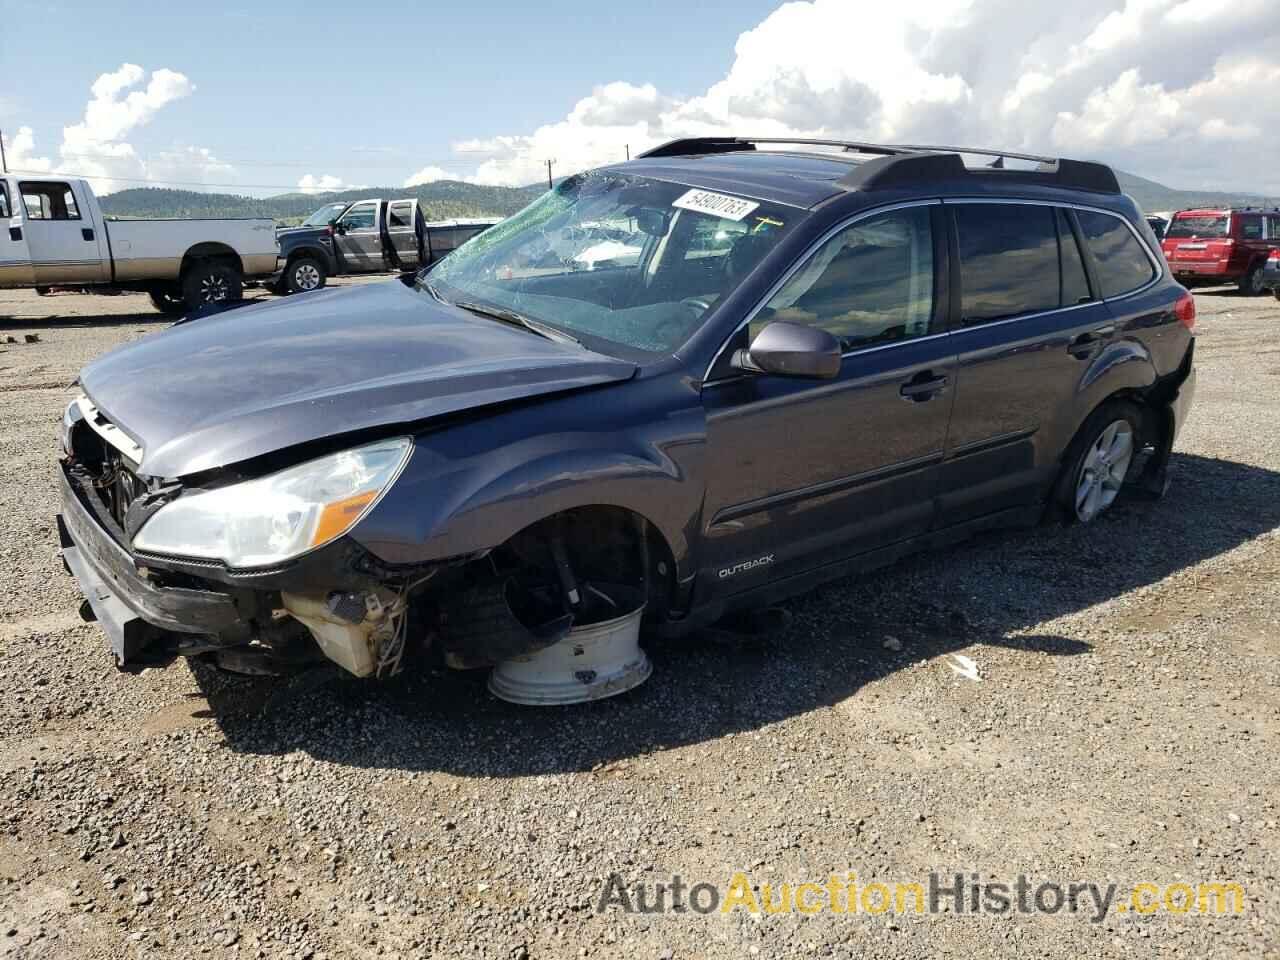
[183,261,243,310]
[148,288,187,315]
[1239,264,1265,296]
[285,257,326,294]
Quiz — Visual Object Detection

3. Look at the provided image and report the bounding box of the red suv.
[1161,208,1280,294]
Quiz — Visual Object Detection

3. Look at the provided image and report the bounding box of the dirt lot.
[0,281,1276,959]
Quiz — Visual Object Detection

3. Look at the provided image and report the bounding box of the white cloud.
[5,63,224,195]
[4,126,53,174]
[297,174,367,194]
[403,165,453,187]
[435,0,1280,194]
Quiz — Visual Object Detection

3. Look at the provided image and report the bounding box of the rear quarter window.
[1075,211,1157,299]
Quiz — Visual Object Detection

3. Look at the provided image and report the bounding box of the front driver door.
[699,202,956,601]
[333,201,382,272]
[0,180,34,288]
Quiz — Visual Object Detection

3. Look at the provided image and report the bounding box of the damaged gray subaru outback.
[58,138,1196,702]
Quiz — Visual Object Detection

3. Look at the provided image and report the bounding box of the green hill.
[1114,172,1278,214]
[97,171,1278,223]
[99,181,545,223]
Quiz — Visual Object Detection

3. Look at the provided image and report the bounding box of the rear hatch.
[1162,212,1233,271]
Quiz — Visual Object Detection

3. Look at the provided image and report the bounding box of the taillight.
[1175,291,1196,333]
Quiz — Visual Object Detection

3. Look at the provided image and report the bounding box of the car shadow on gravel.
[191,451,1280,777]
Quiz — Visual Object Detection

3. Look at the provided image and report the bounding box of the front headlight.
[133,437,412,568]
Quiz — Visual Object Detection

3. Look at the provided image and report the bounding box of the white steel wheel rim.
[1075,419,1134,522]
[295,264,320,290]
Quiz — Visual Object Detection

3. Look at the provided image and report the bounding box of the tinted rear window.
[1075,211,1157,298]
[1239,216,1263,240]
[1166,215,1229,239]
[956,204,1060,324]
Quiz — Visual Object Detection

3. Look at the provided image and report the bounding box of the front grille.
[70,413,146,532]
[99,449,145,529]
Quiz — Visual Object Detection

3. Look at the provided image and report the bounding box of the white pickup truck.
[0,176,278,313]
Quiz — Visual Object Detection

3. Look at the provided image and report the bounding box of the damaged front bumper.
[58,461,410,675]
[58,466,245,667]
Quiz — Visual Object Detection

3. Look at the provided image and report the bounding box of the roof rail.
[637,137,911,159]
[635,136,1121,195]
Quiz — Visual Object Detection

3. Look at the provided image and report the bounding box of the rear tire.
[285,256,326,294]
[1238,263,1265,296]
[182,260,243,311]
[1052,400,1144,525]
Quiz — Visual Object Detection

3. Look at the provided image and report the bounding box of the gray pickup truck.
[272,198,498,293]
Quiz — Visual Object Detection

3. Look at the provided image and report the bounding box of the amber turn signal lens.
[311,490,378,547]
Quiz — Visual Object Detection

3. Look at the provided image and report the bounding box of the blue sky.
[0,0,780,193]
[3,0,1279,196]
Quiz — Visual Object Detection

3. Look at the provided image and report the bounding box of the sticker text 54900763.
[673,188,760,222]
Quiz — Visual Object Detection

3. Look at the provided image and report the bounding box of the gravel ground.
[0,282,1276,959]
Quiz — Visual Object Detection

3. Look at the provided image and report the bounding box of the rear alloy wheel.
[1239,264,1265,296]
[182,261,243,311]
[1053,401,1143,525]
[286,256,326,294]
[1073,419,1135,522]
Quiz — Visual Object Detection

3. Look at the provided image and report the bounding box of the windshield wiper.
[452,300,583,347]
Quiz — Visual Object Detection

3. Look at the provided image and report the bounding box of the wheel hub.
[295,264,320,291]
[200,275,228,302]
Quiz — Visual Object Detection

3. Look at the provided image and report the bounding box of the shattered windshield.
[420,172,796,354]
[301,202,349,227]
[1165,215,1229,239]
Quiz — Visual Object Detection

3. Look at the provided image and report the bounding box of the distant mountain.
[1115,171,1279,214]
[97,171,1278,223]
[99,181,545,223]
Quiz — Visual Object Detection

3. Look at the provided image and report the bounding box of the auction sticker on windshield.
[673,188,760,222]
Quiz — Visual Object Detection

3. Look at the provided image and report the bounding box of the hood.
[276,225,326,238]
[79,281,636,478]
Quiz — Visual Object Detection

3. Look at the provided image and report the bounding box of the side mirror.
[731,321,842,379]
[332,221,347,235]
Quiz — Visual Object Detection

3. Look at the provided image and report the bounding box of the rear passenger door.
[937,201,1114,526]
[385,200,420,269]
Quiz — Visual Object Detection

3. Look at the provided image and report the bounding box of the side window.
[1075,211,1157,298]
[759,206,934,350]
[1239,215,1263,241]
[19,181,81,221]
[0,183,9,220]
[955,204,1059,324]
[388,202,414,229]
[339,202,378,231]
[1058,209,1093,307]
[1267,215,1280,240]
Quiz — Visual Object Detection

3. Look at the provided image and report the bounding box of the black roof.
[604,137,1121,210]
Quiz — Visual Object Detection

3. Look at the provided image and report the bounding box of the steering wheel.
[680,297,712,314]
